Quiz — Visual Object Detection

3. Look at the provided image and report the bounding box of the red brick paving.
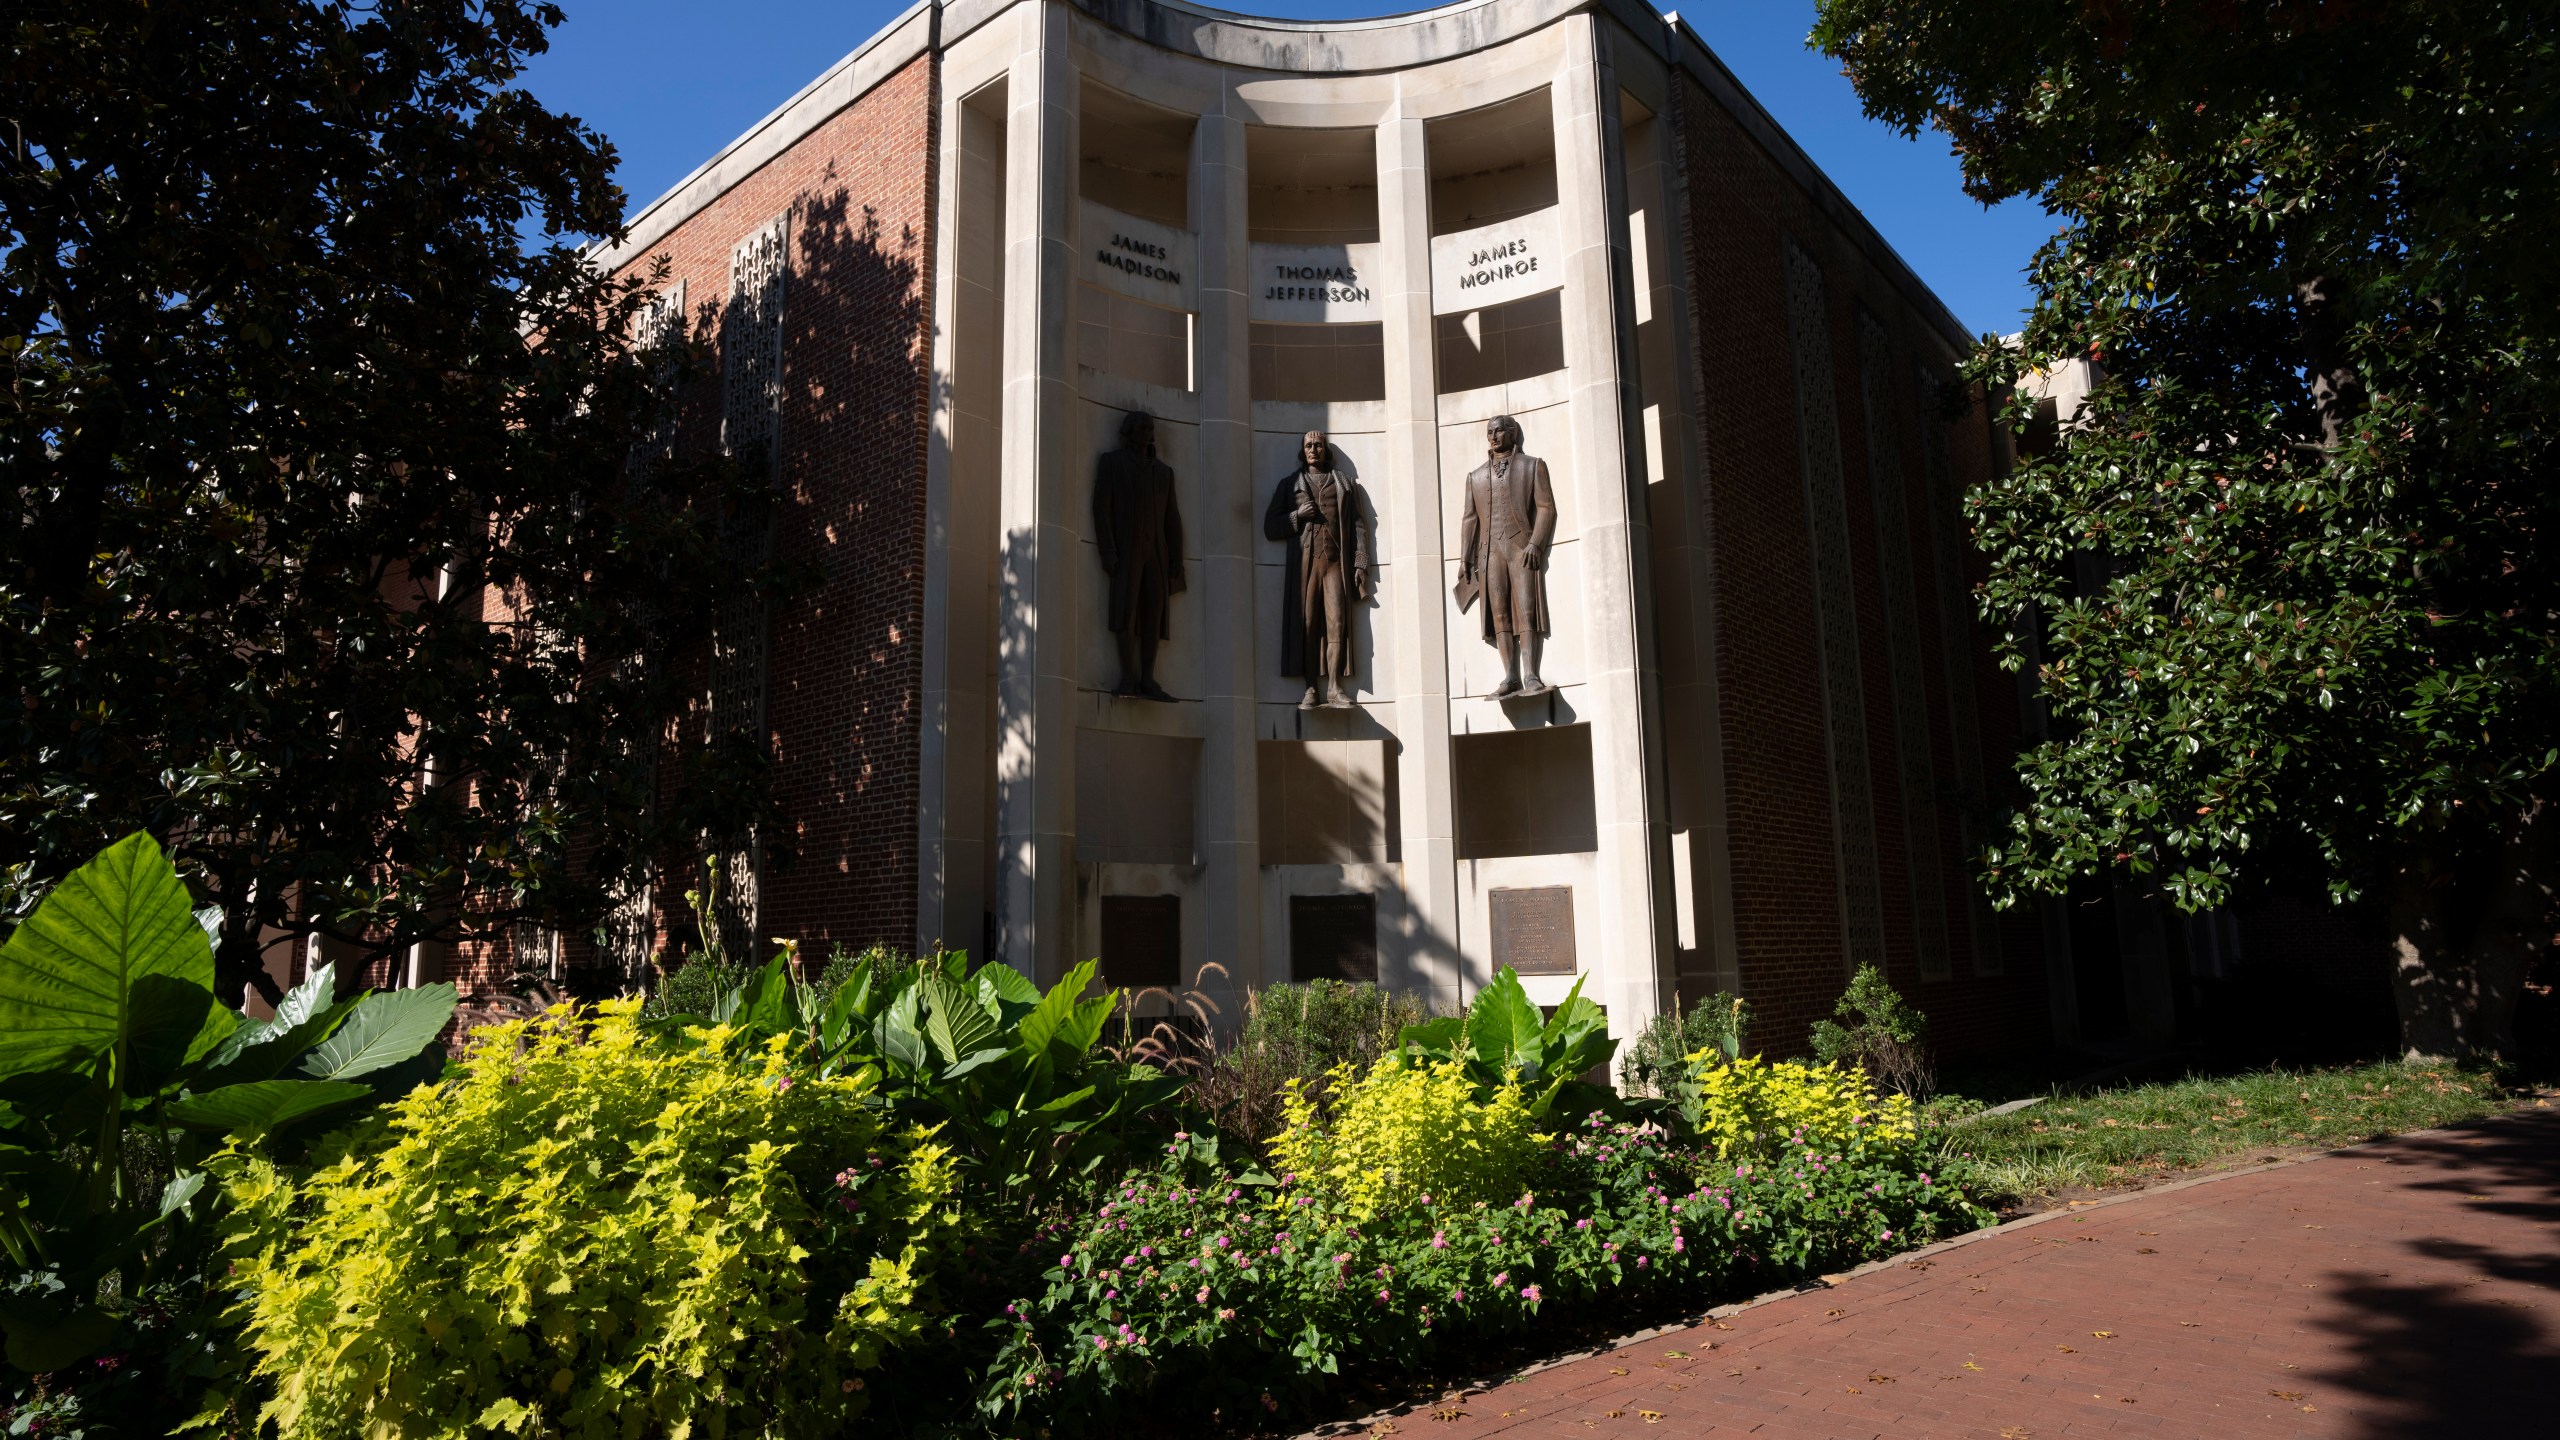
[1386,1109,2559,1438]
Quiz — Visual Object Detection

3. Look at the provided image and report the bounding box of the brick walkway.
[1387,1108,2558,1438]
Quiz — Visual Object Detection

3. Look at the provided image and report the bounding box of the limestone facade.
[580,0,2058,1057]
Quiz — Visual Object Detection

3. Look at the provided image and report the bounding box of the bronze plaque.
[1290,893,1378,984]
[1100,895,1182,989]
[1490,886,1576,975]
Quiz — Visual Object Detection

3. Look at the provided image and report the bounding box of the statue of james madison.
[1092,409,1185,701]
[1454,414,1556,698]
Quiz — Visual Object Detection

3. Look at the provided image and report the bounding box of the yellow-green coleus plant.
[216,999,962,1439]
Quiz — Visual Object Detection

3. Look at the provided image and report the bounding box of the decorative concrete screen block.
[1101,894,1183,989]
[1250,241,1384,323]
[1075,728,1200,865]
[1857,310,1952,983]
[1917,360,2003,977]
[1780,236,1887,976]
[1429,207,1565,316]
[1290,892,1379,983]
[1080,200,1195,311]
[722,217,787,466]
[1490,885,1576,975]
[1258,738,1391,865]
[1452,724,1597,860]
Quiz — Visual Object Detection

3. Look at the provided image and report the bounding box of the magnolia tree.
[1,1,774,998]
[1812,1,2558,1060]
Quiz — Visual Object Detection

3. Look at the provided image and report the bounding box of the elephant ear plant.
[0,833,455,1381]
[673,947,1194,1209]
[1394,966,1620,1121]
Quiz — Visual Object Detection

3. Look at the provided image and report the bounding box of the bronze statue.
[1454,414,1555,699]
[1093,410,1185,701]
[1263,431,1373,710]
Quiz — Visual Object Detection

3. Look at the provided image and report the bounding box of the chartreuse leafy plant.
[0,832,452,1395]
[1689,1056,1919,1166]
[1810,0,2560,1061]
[1394,967,1618,1120]
[220,999,963,1439]
[1270,1057,1542,1221]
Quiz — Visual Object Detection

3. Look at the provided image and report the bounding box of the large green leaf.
[921,969,1000,1066]
[124,974,217,1094]
[1466,967,1544,1077]
[0,1296,120,1375]
[1395,1015,1465,1055]
[301,984,457,1080]
[165,1079,371,1137]
[732,955,794,1034]
[0,832,211,1079]
[1016,960,1096,1059]
[874,984,927,1074]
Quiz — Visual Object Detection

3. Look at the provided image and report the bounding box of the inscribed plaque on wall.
[1428,207,1564,315]
[1289,893,1378,984]
[1489,885,1576,975]
[1100,895,1182,989]
[1249,241,1383,323]
[1079,200,1196,310]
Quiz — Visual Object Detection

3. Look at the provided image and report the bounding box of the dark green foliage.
[1808,964,1933,1098]
[0,0,773,1003]
[1810,0,2560,1060]
[0,834,452,1427]
[1621,992,1751,1099]
[1190,980,1428,1142]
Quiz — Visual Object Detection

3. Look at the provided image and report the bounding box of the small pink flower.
[1376,1288,1391,1304]
[1491,1271,1509,1288]
[1104,1289,1118,1300]
[1094,1336,1112,1351]
[1217,1307,1236,1321]
[1450,1287,1466,1302]
[1521,1284,1542,1304]
[1431,1231,1448,1249]
[1195,1286,1211,1303]
[1060,1255,1075,1269]
[1636,1255,1650,1268]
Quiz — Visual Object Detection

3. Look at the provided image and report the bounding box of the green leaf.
[1016,960,1097,1058]
[976,960,1041,1008]
[0,832,211,1080]
[301,984,457,1080]
[874,984,927,1074]
[166,1079,371,1138]
[1395,1015,1465,1055]
[158,1169,207,1220]
[1467,967,1543,1076]
[734,955,794,1034]
[1054,992,1114,1058]
[921,968,999,1066]
[125,974,217,1093]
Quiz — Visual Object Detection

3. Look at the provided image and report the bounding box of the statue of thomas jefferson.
[1454,414,1556,699]
[1093,409,1185,701]
[1262,431,1373,711]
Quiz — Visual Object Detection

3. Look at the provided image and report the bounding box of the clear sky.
[519,0,2049,336]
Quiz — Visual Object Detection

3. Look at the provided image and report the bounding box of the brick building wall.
[1674,74,2048,1059]
[607,54,942,972]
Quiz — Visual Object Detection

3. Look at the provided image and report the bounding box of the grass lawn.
[1941,1060,2525,1207]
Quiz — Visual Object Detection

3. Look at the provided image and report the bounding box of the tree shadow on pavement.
[2308,1112,2560,1433]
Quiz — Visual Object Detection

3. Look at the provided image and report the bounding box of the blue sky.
[519,1,2049,336]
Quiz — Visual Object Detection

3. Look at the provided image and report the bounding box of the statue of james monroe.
[1092,409,1185,701]
[1263,430,1373,711]
[1455,414,1556,699]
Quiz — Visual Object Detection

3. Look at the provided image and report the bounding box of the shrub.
[978,1116,1990,1434]
[1690,1055,1919,1164]
[1268,1056,1543,1221]
[220,999,962,1439]
[1392,967,1618,1120]
[1189,980,1428,1143]
[1621,992,1750,1098]
[1809,963,1935,1098]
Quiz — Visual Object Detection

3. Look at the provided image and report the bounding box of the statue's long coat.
[1262,468,1373,679]
[1457,451,1556,641]
[1093,448,1185,638]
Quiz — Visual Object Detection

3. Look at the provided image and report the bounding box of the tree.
[2,1,773,1001]
[1811,1,2558,1061]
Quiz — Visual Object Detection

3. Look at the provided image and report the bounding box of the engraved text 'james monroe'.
[1099,232,1180,285]
[1458,236,1538,291]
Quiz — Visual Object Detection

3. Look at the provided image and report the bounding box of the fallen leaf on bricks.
[2137,1231,2160,1236]
[1665,1383,1688,1393]
[1964,1361,1984,1372]
[1609,1368,1629,1376]
[1638,1411,1663,1424]
[1906,1259,1934,1271]
[1430,1408,1466,1423]
[1825,1309,1844,1318]
[2178,1321,2200,1327]
[1843,1387,1862,1395]
[2270,1390,2304,1401]
[1604,1410,1625,1419]
[1999,1427,2032,1438]
[2138,1248,2159,1254]
[2119,1397,2137,1405]
[2092,1331,2117,1339]
[2055,1345,2077,1353]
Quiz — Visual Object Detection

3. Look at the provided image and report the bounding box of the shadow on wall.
[2307,1114,2560,1434]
